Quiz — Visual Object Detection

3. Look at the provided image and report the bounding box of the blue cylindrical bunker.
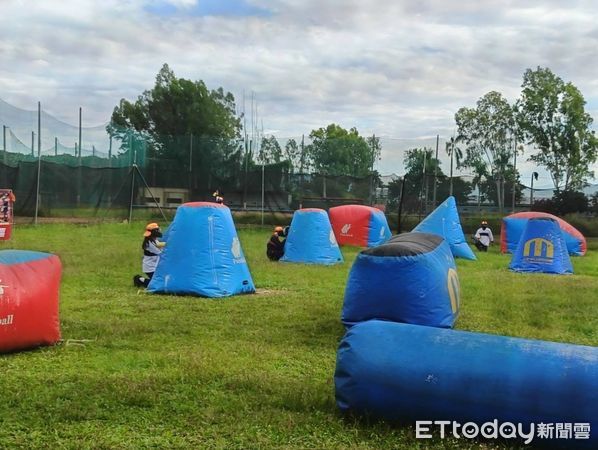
[335,320,598,441]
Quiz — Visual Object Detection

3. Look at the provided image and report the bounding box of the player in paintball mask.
[474,220,494,252]
[133,222,165,288]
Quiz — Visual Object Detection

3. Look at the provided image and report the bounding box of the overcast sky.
[1,0,597,183]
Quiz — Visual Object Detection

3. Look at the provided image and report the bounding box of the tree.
[107,64,242,185]
[477,166,523,207]
[397,148,471,212]
[533,191,589,215]
[283,138,301,173]
[258,135,283,164]
[517,67,597,193]
[590,192,598,215]
[455,91,517,212]
[306,124,376,177]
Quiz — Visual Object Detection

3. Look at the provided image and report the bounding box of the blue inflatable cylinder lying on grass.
[335,320,598,442]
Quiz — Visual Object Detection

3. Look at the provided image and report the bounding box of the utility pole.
[78,107,82,165]
[511,142,520,213]
[34,102,42,224]
[369,133,376,205]
[530,172,538,210]
[189,132,193,194]
[449,140,454,196]
[433,134,439,206]
[2,125,6,168]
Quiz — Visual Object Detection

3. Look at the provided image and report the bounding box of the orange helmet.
[274,226,284,234]
[144,222,160,237]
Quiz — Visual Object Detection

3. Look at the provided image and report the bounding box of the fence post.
[511,140,517,213]
[433,134,439,206]
[34,102,41,225]
[54,137,57,156]
[449,143,454,196]
[261,163,265,225]
[2,125,6,187]
[31,131,35,156]
[189,132,193,195]
[78,107,82,164]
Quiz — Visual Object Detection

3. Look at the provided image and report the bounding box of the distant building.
[376,173,400,201]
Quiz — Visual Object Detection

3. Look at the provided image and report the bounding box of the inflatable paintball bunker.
[335,320,598,439]
[329,205,391,247]
[280,208,343,265]
[342,233,459,328]
[413,196,476,260]
[0,250,61,353]
[148,202,255,297]
[501,211,586,256]
[509,218,573,274]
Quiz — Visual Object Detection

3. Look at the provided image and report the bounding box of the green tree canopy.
[107,64,242,180]
[391,147,471,212]
[258,135,283,164]
[455,91,517,211]
[306,124,377,177]
[517,66,597,192]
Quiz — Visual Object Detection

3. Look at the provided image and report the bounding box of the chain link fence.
[1,99,595,223]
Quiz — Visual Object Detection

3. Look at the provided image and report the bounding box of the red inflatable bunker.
[329,205,392,247]
[0,250,61,353]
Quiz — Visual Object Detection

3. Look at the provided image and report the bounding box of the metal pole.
[128,165,135,224]
[397,176,406,234]
[2,125,6,186]
[511,140,517,213]
[261,163,265,225]
[78,107,82,164]
[31,131,35,156]
[34,102,41,225]
[189,132,193,193]
[530,174,534,210]
[449,142,454,196]
[370,133,375,205]
[54,137,57,156]
[433,134,439,206]
[2,125,6,181]
[419,151,427,220]
[108,135,112,159]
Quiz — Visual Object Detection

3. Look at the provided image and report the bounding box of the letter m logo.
[523,238,554,258]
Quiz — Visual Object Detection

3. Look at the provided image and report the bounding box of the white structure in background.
[376,174,399,201]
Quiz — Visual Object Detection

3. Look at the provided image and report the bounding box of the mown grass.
[0,223,597,449]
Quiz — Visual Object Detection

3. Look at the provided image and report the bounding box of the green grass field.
[1,223,597,449]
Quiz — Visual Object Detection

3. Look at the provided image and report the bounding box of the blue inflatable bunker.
[413,196,476,260]
[501,211,586,256]
[342,233,459,328]
[148,202,255,297]
[509,218,573,274]
[335,320,598,438]
[280,208,343,265]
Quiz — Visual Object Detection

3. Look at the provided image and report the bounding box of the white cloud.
[0,0,597,177]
